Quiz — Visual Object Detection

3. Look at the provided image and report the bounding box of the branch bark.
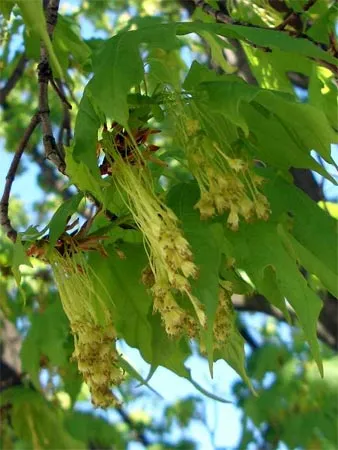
[0,53,28,108]
[38,0,66,174]
[0,113,40,241]
[276,0,316,31]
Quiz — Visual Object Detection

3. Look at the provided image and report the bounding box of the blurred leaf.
[2,387,84,449]
[21,299,74,389]
[65,411,126,450]
[54,15,92,70]
[0,0,14,19]
[214,327,255,394]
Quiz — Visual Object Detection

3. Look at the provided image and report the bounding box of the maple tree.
[0,1,337,449]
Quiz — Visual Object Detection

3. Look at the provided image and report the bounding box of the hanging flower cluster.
[168,98,270,230]
[101,130,206,337]
[213,282,236,349]
[50,250,123,408]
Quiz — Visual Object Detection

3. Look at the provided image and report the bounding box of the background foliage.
[0,1,337,449]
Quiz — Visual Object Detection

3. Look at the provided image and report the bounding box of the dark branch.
[38,0,66,174]
[290,168,322,202]
[268,0,291,14]
[232,294,338,351]
[194,0,232,24]
[0,114,40,242]
[0,53,28,108]
[0,361,22,393]
[276,0,316,31]
[239,325,259,350]
[55,80,72,154]
[50,77,72,110]
[116,405,151,447]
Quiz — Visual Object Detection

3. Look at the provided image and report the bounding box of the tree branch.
[38,0,66,174]
[50,77,72,110]
[54,80,72,154]
[0,114,40,242]
[192,0,338,76]
[194,0,233,24]
[232,293,338,351]
[0,53,28,108]
[116,405,151,447]
[276,0,316,31]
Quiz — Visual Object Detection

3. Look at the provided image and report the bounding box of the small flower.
[185,118,200,136]
[181,260,199,279]
[255,193,270,220]
[194,192,216,219]
[224,155,247,172]
[227,205,240,231]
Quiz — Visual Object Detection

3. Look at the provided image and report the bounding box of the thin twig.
[276,0,316,31]
[50,77,72,110]
[116,405,151,447]
[0,53,28,107]
[55,80,72,154]
[239,325,259,350]
[232,293,337,350]
[194,0,233,24]
[38,0,66,174]
[64,81,79,107]
[0,114,40,242]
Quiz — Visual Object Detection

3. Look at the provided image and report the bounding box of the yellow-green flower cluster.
[213,282,235,349]
[71,322,123,408]
[50,251,123,408]
[102,130,205,337]
[169,99,270,230]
